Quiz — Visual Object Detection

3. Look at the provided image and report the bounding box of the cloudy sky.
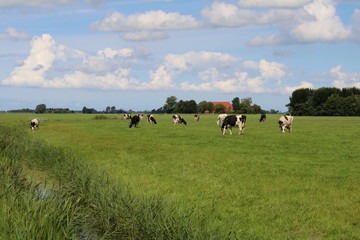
[1,0,359,111]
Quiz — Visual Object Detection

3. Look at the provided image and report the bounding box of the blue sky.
[1,0,359,112]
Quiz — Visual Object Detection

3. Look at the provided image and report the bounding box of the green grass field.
[1,113,360,239]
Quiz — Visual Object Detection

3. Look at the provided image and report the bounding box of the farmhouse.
[212,102,233,112]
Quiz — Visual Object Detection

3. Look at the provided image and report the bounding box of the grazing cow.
[30,118,40,131]
[147,114,157,124]
[123,114,132,120]
[216,113,228,125]
[278,114,294,133]
[259,114,266,122]
[221,115,246,135]
[194,114,200,122]
[172,115,187,125]
[129,115,140,128]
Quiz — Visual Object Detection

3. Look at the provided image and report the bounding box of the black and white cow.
[30,118,40,131]
[123,114,132,120]
[129,115,140,128]
[221,115,246,135]
[147,114,157,124]
[216,114,227,125]
[194,114,200,122]
[172,115,187,125]
[259,114,266,122]
[278,114,294,133]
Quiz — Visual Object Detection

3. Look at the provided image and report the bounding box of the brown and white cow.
[278,115,294,133]
[30,118,40,131]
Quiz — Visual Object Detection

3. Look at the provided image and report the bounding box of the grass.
[1,113,360,239]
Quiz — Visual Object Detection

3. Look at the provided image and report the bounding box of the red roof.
[212,102,233,112]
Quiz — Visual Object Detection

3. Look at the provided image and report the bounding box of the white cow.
[278,115,294,133]
[216,114,227,125]
[30,118,40,131]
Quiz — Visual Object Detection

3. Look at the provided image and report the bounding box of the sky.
[1,0,360,112]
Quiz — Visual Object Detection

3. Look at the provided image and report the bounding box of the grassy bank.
[1,113,360,239]
[0,125,213,239]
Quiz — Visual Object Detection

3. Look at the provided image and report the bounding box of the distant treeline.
[287,87,360,116]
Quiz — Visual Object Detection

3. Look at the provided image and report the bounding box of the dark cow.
[172,115,187,125]
[147,114,157,124]
[129,115,140,128]
[30,118,40,131]
[221,115,246,135]
[259,114,266,122]
[194,114,200,122]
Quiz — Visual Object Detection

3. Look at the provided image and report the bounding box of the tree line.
[287,87,360,116]
[157,96,265,114]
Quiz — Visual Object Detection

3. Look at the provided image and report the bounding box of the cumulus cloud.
[284,81,314,94]
[0,0,106,8]
[122,31,169,41]
[237,0,313,8]
[1,34,293,94]
[90,10,202,32]
[0,27,32,40]
[329,65,360,88]
[248,0,352,46]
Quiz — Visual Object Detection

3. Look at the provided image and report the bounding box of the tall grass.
[0,125,214,239]
[2,113,360,239]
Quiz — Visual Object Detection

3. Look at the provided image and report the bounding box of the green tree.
[163,96,177,113]
[239,97,252,114]
[35,104,46,114]
[231,97,241,112]
[215,103,225,113]
[197,101,214,113]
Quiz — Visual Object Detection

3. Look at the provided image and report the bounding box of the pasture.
[1,113,360,239]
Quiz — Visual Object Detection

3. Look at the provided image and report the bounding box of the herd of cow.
[30,113,293,135]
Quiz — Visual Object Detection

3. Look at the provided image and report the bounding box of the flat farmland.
[1,113,360,239]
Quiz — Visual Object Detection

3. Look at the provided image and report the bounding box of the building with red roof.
[212,102,233,112]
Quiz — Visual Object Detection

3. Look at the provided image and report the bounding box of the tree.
[215,103,225,113]
[239,97,252,114]
[197,101,213,113]
[35,104,46,114]
[231,97,241,112]
[163,96,177,113]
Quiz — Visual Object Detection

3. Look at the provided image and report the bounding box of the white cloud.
[122,31,169,41]
[0,27,31,40]
[284,81,314,94]
[90,10,202,32]
[201,2,257,27]
[248,0,352,46]
[237,0,313,8]
[0,0,106,8]
[329,65,360,88]
[1,34,294,94]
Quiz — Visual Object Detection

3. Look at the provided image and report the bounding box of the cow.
[278,114,294,133]
[123,114,132,120]
[194,114,200,122]
[221,115,246,135]
[147,114,157,124]
[30,118,40,131]
[129,115,140,128]
[259,114,266,122]
[172,115,187,125]
[216,113,228,125]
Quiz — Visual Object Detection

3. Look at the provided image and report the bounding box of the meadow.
[1,113,360,239]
